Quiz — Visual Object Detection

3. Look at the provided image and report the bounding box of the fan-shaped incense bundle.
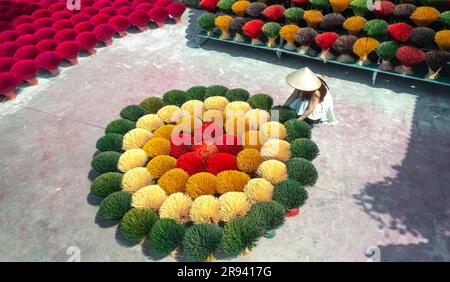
[262,5,285,22]
[280,24,300,50]
[215,15,233,40]
[303,10,323,28]
[291,0,309,5]
[197,12,216,36]
[330,0,350,14]
[246,2,267,18]
[425,50,450,79]
[350,0,369,17]
[295,27,317,54]
[395,46,425,74]
[435,30,450,50]
[441,11,450,29]
[364,19,388,39]
[167,2,187,23]
[376,41,400,70]
[393,4,417,20]
[310,0,330,11]
[315,32,339,61]
[319,13,345,31]
[333,35,357,63]
[387,23,413,43]
[217,0,235,13]
[243,19,265,45]
[410,6,440,27]
[284,7,304,24]
[232,1,250,17]
[229,17,246,42]
[353,37,380,65]
[410,27,436,48]
[343,16,367,35]
[200,0,220,12]
[372,1,395,18]
[262,22,281,48]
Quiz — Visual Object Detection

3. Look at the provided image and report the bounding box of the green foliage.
[290,138,319,161]
[182,224,223,260]
[310,0,329,11]
[284,119,311,140]
[224,88,250,102]
[140,97,166,114]
[221,217,260,255]
[105,119,136,135]
[120,105,145,121]
[148,219,187,255]
[98,191,132,220]
[91,172,123,198]
[96,133,123,152]
[376,41,400,61]
[91,151,121,173]
[364,19,388,39]
[217,0,235,12]
[186,86,207,101]
[248,201,285,231]
[271,105,297,123]
[440,11,450,29]
[285,157,318,186]
[163,89,187,107]
[284,7,304,24]
[350,0,369,17]
[273,179,308,210]
[120,208,159,241]
[247,93,273,111]
[262,22,281,39]
[197,12,216,32]
[204,85,229,98]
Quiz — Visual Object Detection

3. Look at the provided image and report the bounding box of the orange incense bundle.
[231,1,250,17]
[303,10,323,28]
[352,37,379,65]
[215,15,233,40]
[330,0,350,14]
[280,24,300,50]
[343,16,367,35]
[410,6,440,27]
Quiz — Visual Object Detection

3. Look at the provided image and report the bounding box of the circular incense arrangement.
[90,85,319,261]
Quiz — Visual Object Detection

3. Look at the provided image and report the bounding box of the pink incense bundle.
[14,45,40,60]
[76,31,99,55]
[93,0,113,10]
[93,23,116,46]
[52,19,75,30]
[155,0,173,7]
[15,34,39,47]
[0,42,19,57]
[33,17,54,29]
[166,2,186,23]
[74,21,95,33]
[11,59,39,86]
[15,23,36,35]
[109,15,130,37]
[36,39,59,52]
[90,13,111,25]
[34,27,57,41]
[71,13,91,24]
[48,2,66,13]
[12,15,34,27]
[0,57,17,72]
[82,7,100,17]
[31,9,52,19]
[112,0,130,9]
[56,41,80,65]
[35,50,61,76]
[148,6,169,28]
[100,7,117,17]
[0,72,21,100]
[51,10,72,21]
[118,6,135,17]
[128,10,150,31]
[0,30,20,43]
[54,28,78,42]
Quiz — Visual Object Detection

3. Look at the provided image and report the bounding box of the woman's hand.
[299,90,320,120]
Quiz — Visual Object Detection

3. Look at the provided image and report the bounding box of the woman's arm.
[298,91,320,120]
[283,90,300,106]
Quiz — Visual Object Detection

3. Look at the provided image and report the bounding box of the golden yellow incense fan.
[352,37,379,66]
[343,16,367,36]
[330,0,351,14]
[215,15,233,40]
[280,24,300,50]
[410,6,440,27]
[231,1,250,17]
[303,10,323,28]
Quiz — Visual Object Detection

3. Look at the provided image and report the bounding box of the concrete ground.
[0,9,449,262]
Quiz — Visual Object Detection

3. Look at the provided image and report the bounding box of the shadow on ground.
[185,8,450,261]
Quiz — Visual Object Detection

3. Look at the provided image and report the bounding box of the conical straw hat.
[285,67,322,91]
